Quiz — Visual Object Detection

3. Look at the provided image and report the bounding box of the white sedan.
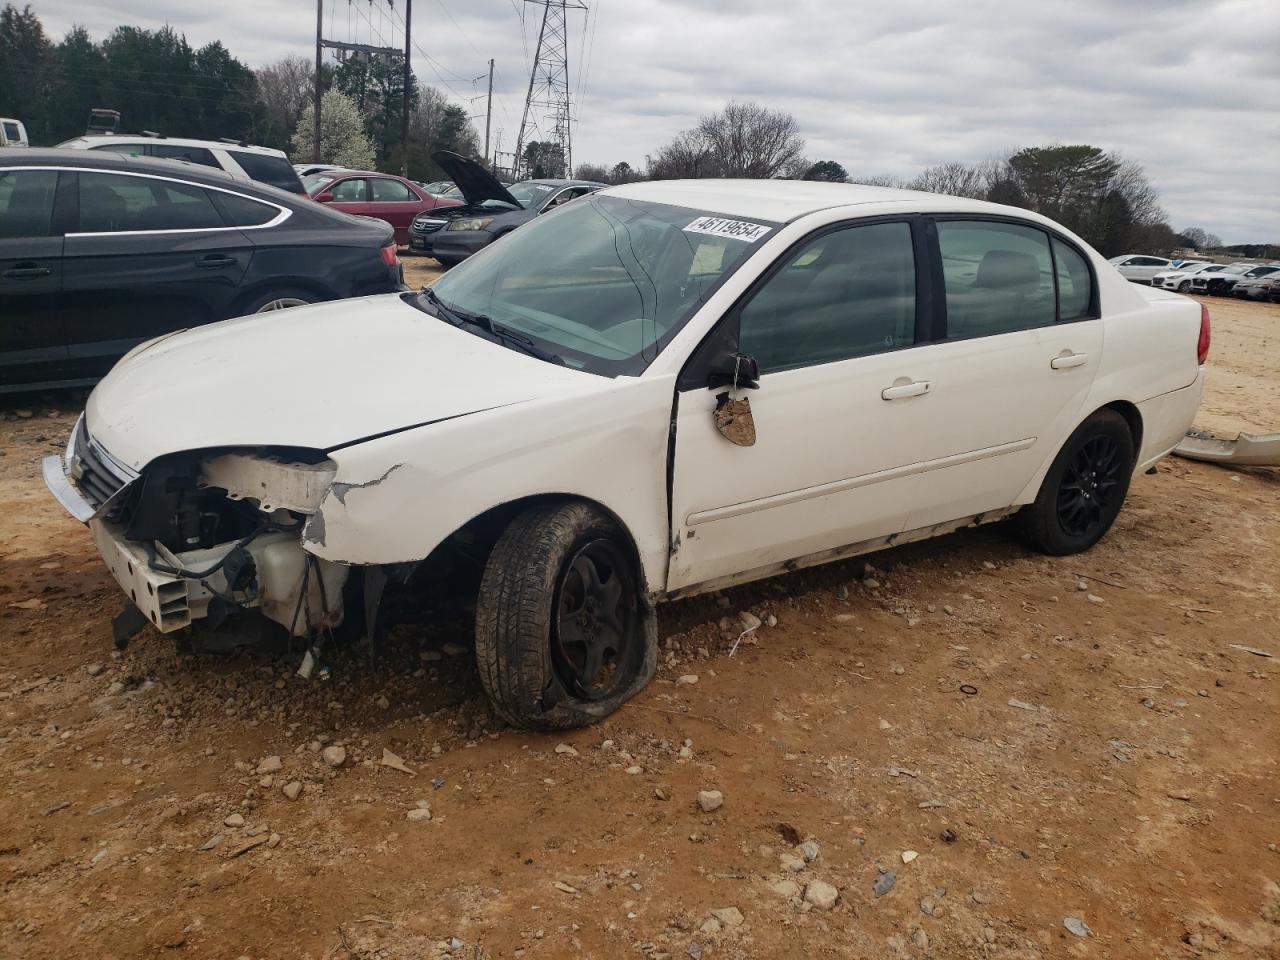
[45,182,1209,728]
[1151,262,1222,291]
[1107,253,1174,284]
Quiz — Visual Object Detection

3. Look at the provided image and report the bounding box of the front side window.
[329,178,367,202]
[0,169,57,238]
[738,221,917,373]
[369,177,415,202]
[421,195,776,375]
[153,144,219,168]
[78,172,223,232]
[939,220,1055,338]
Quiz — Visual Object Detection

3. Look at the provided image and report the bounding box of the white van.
[0,118,29,147]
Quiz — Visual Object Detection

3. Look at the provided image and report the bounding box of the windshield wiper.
[422,288,563,365]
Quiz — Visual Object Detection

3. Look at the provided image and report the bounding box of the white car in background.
[1108,254,1173,284]
[58,135,307,194]
[1153,262,1222,292]
[45,182,1209,729]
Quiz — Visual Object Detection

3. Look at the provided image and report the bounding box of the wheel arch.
[231,277,335,315]
[429,492,652,594]
[1013,399,1144,507]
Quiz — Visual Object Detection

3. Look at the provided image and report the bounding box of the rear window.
[232,152,305,193]
[153,144,219,168]
[0,169,57,237]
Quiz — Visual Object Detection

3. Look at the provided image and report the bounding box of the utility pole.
[313,0,323,163]
[401,0,412,176]
[515,0,586,180]
[484,58,494,172]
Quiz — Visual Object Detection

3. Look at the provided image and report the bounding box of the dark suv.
[0,148,404,392]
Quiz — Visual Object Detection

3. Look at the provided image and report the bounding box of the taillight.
[1197,303,1211,365]
[379,243,399,268]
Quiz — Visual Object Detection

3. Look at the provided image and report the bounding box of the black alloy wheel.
[1056,435,1125,539]
[552,540,637,701]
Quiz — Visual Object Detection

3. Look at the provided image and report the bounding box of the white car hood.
[86,293,601,471]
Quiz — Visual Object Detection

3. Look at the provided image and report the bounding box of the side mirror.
[706,352,760,391]
[313,191,334,203]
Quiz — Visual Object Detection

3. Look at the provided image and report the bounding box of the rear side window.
[210,191,280,227]
[369,177,415,202]
[232,152,305,193]
[2,120,22,142]
[1053,238,1094,321]
[91,142,148,157]
[78,172,224,232]
[153,144,219,168]
[0,169,57,238]
[939,220,1055,339]
[739,220,917,373]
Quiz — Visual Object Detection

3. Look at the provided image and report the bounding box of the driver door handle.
[1050,352,1089,370]
[881,380,931,401]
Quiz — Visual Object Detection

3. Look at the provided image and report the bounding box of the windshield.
[303,173,335,193]
[417,194,777,375]
[507,181,556,206]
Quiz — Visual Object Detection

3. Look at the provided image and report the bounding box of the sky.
[34,0,1280,243]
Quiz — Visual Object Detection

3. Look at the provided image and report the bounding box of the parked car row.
[408,151,604,266]
[301,168,462,244]
[0,148,403,392]
[1109,252,1280,301]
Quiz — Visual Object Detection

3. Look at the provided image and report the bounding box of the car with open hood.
[408,150,604,265]
[44,179,1208,730]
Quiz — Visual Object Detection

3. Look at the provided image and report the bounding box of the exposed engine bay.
[90,443,350,656]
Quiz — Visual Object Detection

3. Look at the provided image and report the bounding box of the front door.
[0,168,66,390]
[668,218,929,591]
[60,170,252,379]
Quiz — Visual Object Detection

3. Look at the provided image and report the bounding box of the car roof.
[317,169,410,179]
[63,135,287,158]
[602,178,1072,225]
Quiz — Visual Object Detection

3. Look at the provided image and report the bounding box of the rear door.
[0,168,66,389]
[897,219,1103,530]
[366,177,424,243]
[60,169,253,380]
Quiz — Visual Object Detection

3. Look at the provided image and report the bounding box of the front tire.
[1017,410,1135,555]
[475,502,656,730]
[1177,280,1191,293]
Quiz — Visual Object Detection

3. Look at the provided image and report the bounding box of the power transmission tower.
[514,0,586,180]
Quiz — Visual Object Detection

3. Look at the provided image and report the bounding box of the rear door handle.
[196,255,237,269]
[2,264,52,280]
[881,379,932,400]
[1050,352,1089,370]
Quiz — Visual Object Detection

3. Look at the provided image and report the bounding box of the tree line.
[0,4,480,181]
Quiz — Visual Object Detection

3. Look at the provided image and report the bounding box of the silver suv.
[57,135,305,194]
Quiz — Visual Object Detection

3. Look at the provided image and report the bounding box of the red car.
[304,170,462,244]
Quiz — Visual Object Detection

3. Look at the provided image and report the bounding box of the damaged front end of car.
[45,414,350,664]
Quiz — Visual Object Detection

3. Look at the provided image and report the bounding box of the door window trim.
[677,214,932,391]
[12,166,293,237]
[367,176,418,203]
[928,213,1100,335]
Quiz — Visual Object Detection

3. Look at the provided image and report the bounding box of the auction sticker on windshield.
[683,216,771,243]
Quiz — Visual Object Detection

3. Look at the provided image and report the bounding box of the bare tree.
[256,54,313,150]
[698,101,805,178]
[907,161,987,199]
[647,101,805,180]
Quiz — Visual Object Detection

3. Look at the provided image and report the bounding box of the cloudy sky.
[37,0,1279,242]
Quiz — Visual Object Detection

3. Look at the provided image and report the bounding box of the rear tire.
[242,287,315,314]
[475,502,656,730]
[1017,410,1135,555]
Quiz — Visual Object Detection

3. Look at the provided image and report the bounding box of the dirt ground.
[1,290,1277,960]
